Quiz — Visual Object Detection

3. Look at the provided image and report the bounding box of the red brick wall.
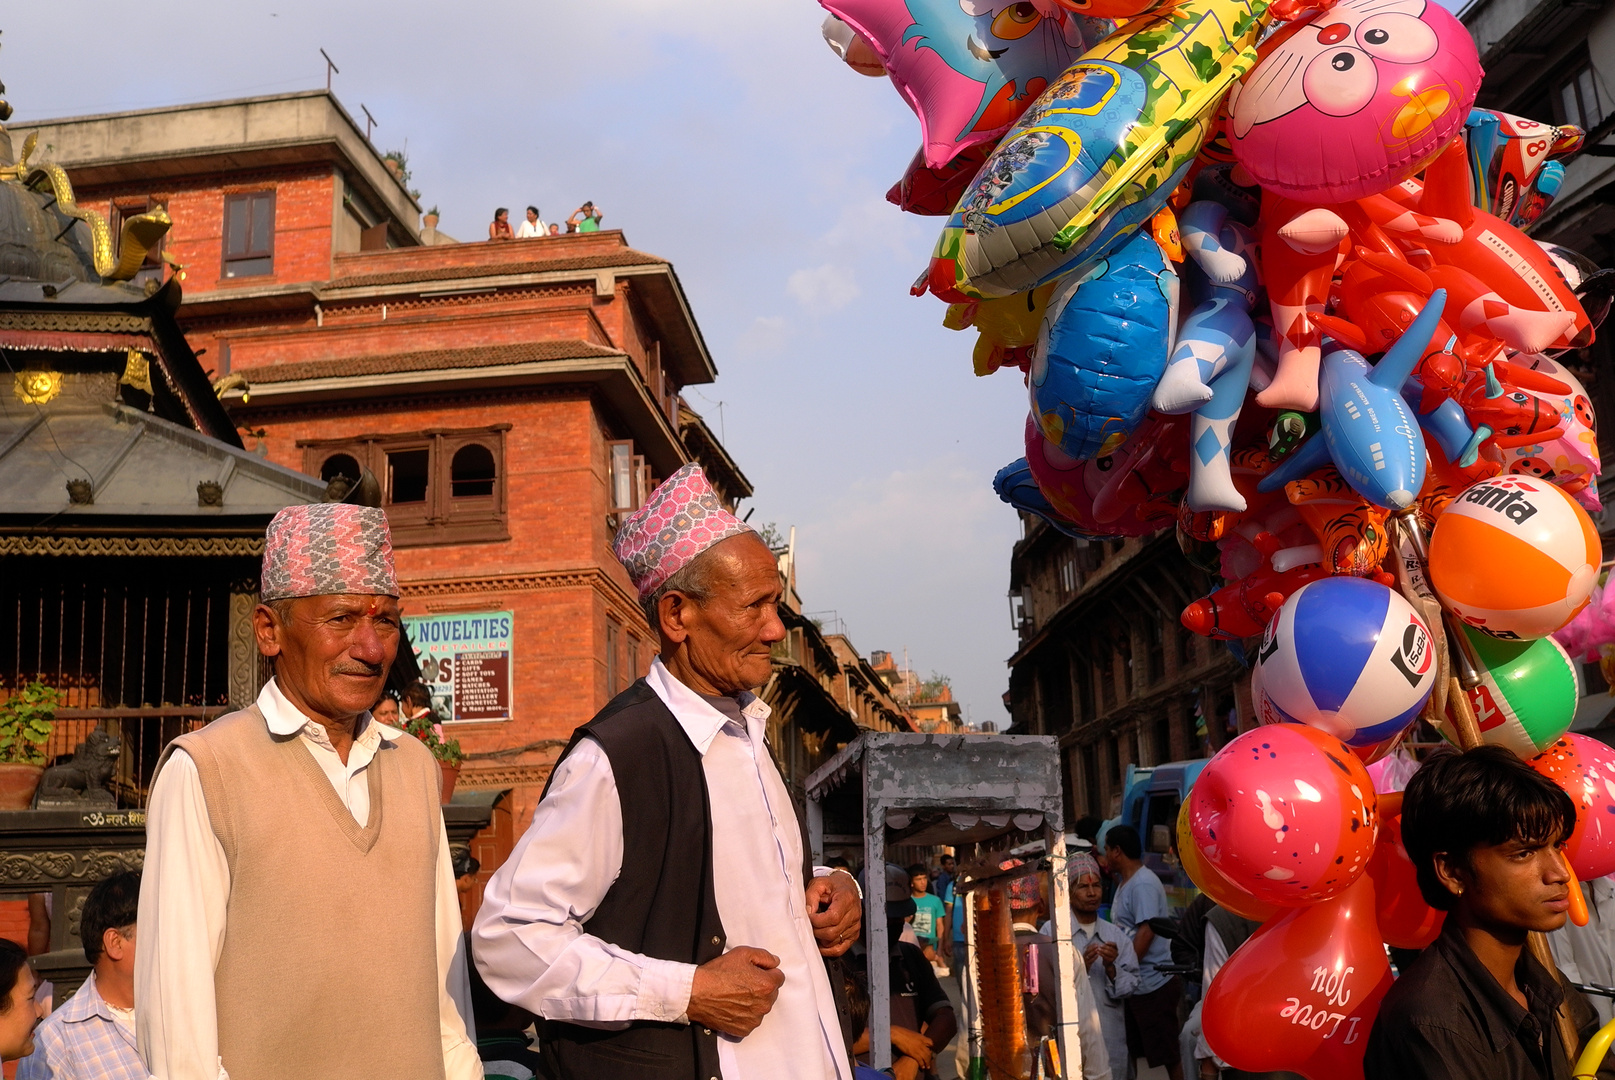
[76,166,338,293]
[251,390,649,830]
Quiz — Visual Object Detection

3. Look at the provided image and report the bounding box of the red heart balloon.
[1203,873,1392,1079]
[1527,733,1615,880]
[1191,725,1379,906]
[1367,812,1444,949]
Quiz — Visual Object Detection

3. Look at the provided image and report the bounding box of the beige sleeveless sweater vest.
[162,707,446,1080]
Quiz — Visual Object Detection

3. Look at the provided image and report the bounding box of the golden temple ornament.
[13,369,62,405]
[120,350,152,394]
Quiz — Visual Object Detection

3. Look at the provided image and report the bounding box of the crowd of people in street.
[487,202,603,242]
[0,468,1604,1080]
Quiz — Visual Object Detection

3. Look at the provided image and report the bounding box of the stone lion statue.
[34,728,121,808]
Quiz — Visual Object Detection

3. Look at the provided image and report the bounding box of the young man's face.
[910,873,928,895]
[940,857,955,873]
[1444,834,1572,934]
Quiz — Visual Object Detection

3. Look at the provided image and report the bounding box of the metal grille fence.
[0,556,253,808]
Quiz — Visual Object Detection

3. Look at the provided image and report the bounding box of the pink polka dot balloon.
[1190,724,1380,907]
[1526,733,1615,880]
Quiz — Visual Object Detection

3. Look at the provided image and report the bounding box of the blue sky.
[3,0,1032,727]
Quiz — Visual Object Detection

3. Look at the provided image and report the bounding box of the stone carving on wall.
[228,590,261,708]
[0,848,144,887]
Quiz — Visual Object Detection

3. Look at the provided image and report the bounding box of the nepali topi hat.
[611,463,752,600]
[261,503,398,602]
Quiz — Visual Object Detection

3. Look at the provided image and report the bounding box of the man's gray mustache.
[331,663,384,676]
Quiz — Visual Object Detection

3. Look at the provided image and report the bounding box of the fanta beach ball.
[1429,476,1600,640]
[1254,577,1436,747]
[1447,625,1579,758]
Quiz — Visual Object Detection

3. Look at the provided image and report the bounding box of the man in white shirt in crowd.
[474,463,862,1080]
[515,206,548,238]
[1047,852,1137,1079]
[136,502,481,1080]
[19,871,149,1080]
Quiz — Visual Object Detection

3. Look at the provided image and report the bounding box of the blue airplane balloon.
[1259,290,1445,509]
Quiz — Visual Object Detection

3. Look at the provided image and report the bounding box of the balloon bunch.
[820,0,1614,1075]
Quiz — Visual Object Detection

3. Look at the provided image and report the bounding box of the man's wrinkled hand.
[687,947,783,1039]
[806,870,862,956]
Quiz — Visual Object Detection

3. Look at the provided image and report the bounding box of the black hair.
[402,682,433,711]
[82,870,141,965]
[494,207,508,220]
[1402,745,1577,912]
[827,856,851,871]
[844,967,871,1037]
[1105,824,1142,860]
[527,206,539,216]
[452,849,481,880]
[907,863,928,880]
[1074,815,1104,843]
[941,853,956,864]
[0,938,28,1013]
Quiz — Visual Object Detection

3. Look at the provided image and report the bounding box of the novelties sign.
[402,611,514,723]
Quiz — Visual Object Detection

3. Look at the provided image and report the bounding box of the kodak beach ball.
[1448,625,1580,757]
[1429,475,1600,640]
[1254,577,1437,747]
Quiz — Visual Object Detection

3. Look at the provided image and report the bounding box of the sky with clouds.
[3,0,1035,727]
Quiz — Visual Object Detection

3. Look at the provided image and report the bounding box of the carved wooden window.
[223,191,275,278]
[299,425,510,546]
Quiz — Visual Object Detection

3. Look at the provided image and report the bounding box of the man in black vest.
[475,464,861,1080]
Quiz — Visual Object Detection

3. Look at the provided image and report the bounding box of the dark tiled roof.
[330,250,669,290]
[242,339,625,384]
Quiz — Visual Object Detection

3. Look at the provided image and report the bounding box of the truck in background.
[1099,758,1208,912]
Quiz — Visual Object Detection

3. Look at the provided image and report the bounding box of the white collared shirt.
[473,658,851,1080]
[514,219,548,238]
[134,680,483,1080]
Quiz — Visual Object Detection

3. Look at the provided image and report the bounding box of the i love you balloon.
[1203,873,1393,1080]
[1191,724,1379,906]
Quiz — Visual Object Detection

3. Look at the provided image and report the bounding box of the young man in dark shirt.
[1364,746,1577,1080]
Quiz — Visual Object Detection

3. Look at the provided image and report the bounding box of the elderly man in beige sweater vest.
[135,504,482,1080]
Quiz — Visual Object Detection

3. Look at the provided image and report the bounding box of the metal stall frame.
[804,733,1078,1077]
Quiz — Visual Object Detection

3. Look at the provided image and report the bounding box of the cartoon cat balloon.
[1226,0,1482,204]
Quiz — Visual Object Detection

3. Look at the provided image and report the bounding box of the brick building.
[11,92,747,840]
[14,89,918,880]
[1004,523,1247,822]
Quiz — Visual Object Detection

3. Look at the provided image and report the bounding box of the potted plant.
[0,682,61,809]
[400,710,465,803]
[423,206,440,230]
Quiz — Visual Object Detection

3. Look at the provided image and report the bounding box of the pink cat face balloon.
[1227,0,1482,204]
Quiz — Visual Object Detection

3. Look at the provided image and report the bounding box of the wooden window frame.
[222,190,276,279]
[299,425,511,547]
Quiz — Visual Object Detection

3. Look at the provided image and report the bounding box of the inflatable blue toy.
[1150,201,1260,512]
[1259,291,1445,509]
[1030,228,1176,462]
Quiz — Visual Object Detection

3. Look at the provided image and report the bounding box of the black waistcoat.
[538,680,726,1080]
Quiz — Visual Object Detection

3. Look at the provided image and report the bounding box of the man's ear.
[657,592,691,645]
[102,927,127,963]
[1431,850,1467,900]
[253,604,285,660]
